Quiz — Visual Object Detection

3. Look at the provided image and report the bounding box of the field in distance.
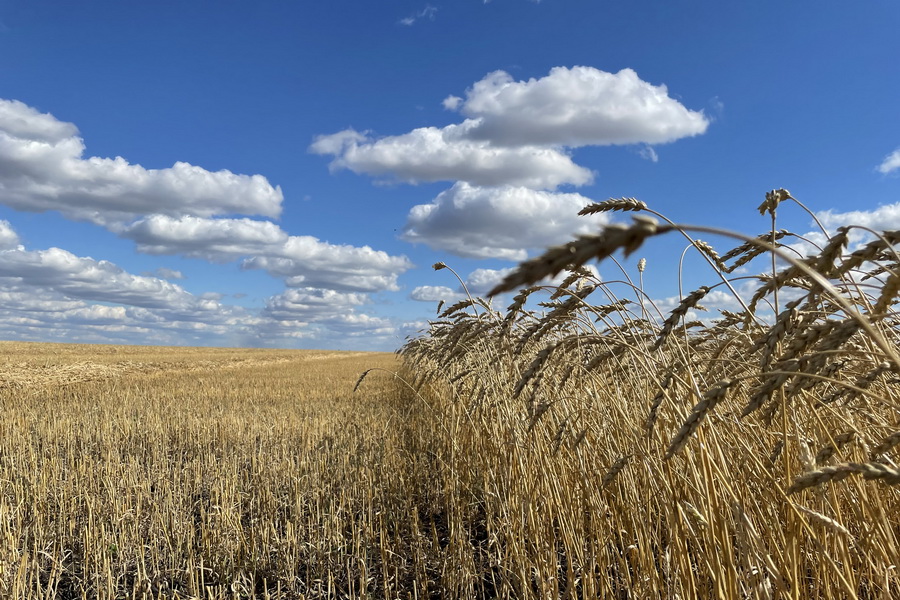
[0,341,371,389]
[0,341,411,599]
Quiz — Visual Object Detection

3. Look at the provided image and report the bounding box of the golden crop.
[3,190,900,599]
[0,343,417,599]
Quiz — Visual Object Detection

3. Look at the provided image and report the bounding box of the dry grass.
[400,190,900,599]
[3,190,900,599]
[0,343,433,599]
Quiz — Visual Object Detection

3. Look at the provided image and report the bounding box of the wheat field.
[2,190,900,599]
[398,191,900,599]
[0,343,418,599]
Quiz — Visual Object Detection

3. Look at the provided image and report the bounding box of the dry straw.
[18,186,896,597]
[399,187,900,598]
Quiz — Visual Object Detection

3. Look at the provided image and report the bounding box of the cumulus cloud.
[401,182,609,260]
[124,217,414,292]
[0,219,20,249]
[310,124,593,189]
[877,149,900,175]
[0,221,399,349]
[451,67,709,147]
[0,98,414,302]
[0,98,283,227]
[732,202,900,295]
[252,307,400,347]
[0,287,84,314]
[121,215,289,261]
[0,290,133,342]
[817,202,900,233]
[0,99,78,143]
[260,288,396,340]
[0,282,261,347]
[442,95,462,111]
[778,202,900,262]
[117,214,413,292]
[409,285,458,302]
[654,288,743,320]
[463,267,515,295]
[241,234,413,292]
[0,223,267,346]
[0,99,416,350]
[262,287,369,321]
[312,66,707,191]
[0,244,217,314]
[322,313,396,337]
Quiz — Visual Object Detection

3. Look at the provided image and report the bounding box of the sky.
[0,1,898,351]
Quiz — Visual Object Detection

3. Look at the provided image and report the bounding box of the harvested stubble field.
[3,190,900,599]
[0,343,416,599]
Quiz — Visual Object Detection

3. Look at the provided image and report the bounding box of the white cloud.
[0,283,260,347]
[0,219,20,249]
[0,221,260,339]
[654,289,743,320]
[308,129,367,155]
[442,95,462,110]
[310,124,593,189]
[242,235,413,292]
[263,287,369,320]
[464,267,515,295]
[0,134,410,350]
[259,288,397,341]
[63,304,130,324]
[312,67,708,191]
[399,320,429,340]
[0,248,396,349]
[817,202,900,232]
[0,223,270,347]
[877,149,900,175]
[322,313,396,337]
[0,287,83,314]
[0,98,412,305]
[449,67,709,148]
[117,214,412,292]
[778,202,900,266]
[121,215,289,261]
[0,244,215,313]
[0,99,78,143]
[409,285,458,302]
[125,218,413,292]
[0,98,283,227]
[401,182,609,260]
[249,306,400,347]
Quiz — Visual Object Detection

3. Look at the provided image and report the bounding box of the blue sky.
[0,1,898,350]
